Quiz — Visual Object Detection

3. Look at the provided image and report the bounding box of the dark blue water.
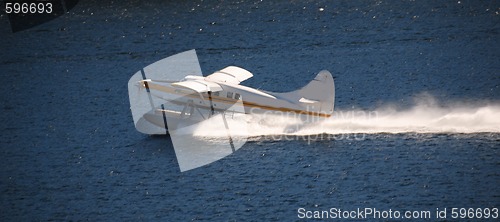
[1,0,499,220]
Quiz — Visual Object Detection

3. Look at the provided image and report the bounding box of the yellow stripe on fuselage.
[144,82,331,118]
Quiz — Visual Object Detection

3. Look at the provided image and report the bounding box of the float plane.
[128,49,335,171]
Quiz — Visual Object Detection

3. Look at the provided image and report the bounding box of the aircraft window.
[212,91,219,96]
[234,93,240,100]
[227,92,233,98]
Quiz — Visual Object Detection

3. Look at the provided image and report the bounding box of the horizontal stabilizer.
[299,97,319,104]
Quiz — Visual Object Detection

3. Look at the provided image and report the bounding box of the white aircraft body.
[133,65,335,134]
[128,50,335,171]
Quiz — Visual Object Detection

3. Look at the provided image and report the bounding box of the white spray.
[189,94,500,138]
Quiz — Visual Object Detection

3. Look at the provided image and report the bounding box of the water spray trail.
[246,103,500,136]
[317,104,500,134]
[186,99,500,138]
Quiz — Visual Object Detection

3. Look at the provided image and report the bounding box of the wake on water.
[308,103,500,135]
[162,96,498,171]
[187,95,500,139]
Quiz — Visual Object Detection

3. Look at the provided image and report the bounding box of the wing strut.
[209,91,235,152]
[160,104,168,135]
[207,91,216,116]
[222,113,236,152]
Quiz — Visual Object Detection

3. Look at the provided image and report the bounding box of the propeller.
[128,49,248,172]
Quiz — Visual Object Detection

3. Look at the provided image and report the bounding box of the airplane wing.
[205,66,253,84]
[171,78,223,93]
[169,66,252,93]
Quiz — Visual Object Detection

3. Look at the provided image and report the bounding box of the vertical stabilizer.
[297,70,335,114]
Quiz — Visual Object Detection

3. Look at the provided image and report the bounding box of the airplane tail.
[299,70,335,114]
[276,70,335,115]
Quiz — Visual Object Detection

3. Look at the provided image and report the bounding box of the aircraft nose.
[137,79,152,89]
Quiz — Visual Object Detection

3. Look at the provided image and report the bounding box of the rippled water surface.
[1,0,499,220]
